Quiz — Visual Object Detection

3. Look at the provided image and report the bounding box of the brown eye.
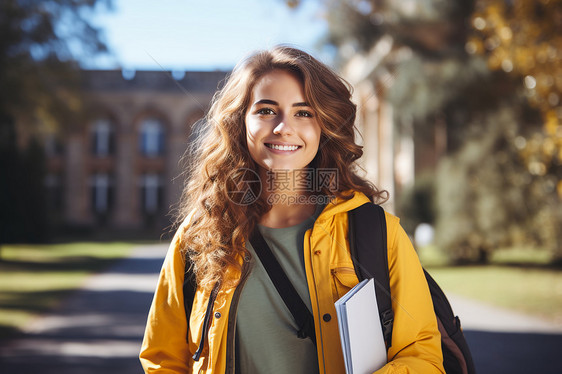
[296,110,313,118]
[256,108,276,115]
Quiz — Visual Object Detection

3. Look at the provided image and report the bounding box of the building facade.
[45,70,228,236]
[342,37,445,213]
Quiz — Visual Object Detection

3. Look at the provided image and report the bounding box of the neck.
[259,169,317,228]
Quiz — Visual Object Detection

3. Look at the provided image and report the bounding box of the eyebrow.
[253,99,311,107]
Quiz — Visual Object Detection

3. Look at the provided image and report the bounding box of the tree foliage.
[306,0,562,262]
[0,0,111,135]
[0,118,49,244]
[435,107,562,262]
[319,0,473,57]
[468,0,562,194]
[0,0,111,246]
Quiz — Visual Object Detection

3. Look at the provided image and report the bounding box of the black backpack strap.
[348,202,394,349]
[183,258,197,330]
[249,228,317,345]
[183,257,221,362]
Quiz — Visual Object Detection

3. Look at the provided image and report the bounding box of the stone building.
[42,62,437,238]
[44,69,228,236]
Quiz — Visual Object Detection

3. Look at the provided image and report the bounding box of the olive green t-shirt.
[237,207,323,374]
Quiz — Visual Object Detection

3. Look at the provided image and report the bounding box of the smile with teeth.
[265,143,301,151]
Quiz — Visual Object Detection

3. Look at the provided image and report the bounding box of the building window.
[45,134,64,157]
[45,173,63,210]
[139,118,165,157]
[140,173,163,214]
[90,173,113,214]
[91,119,115,157]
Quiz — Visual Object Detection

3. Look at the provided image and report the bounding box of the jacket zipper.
[192,282,220,362]
[224,255,252,374]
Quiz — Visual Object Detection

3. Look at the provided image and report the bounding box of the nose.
[273,117,294,136]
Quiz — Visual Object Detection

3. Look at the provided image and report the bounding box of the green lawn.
[1,241,560,340]
[419,245,562,323]
[427,266,562,323]
[0,242,135,339]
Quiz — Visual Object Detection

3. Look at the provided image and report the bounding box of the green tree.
[468,0,562,175]
[0,0,111,135]
[435,106,562,263]
[0,0,111,249]
[305,0,562,262]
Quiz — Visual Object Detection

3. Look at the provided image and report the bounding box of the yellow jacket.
[140,192,445,373]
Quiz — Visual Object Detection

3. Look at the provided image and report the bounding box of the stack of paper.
[334,278,387,374]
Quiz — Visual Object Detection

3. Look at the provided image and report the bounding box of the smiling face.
[245,69,321,174]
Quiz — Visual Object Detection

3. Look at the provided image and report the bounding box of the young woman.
[140,46,445,374]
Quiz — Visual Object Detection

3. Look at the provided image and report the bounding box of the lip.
[264,142,302,153]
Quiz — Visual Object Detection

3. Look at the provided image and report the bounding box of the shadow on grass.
[0,248,166,341]
[0,354,145,374]
[1,289,77,312]
[0,289,78,340]
[0,248,165,275]
[0,288,155,374]
[0,257,119,272]
[0,325,20,341]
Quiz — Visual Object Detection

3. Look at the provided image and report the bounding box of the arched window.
[139,118,165,157]
[91,119,115,157]
[140,173,163,214]
[45,173,63,210]
[90,173,113,214]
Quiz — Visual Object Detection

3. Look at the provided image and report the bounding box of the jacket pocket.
[331,267,359,300]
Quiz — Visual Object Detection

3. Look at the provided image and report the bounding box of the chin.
[268,165,310,172]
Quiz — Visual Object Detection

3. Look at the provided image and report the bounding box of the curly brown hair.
[178,46,386,289]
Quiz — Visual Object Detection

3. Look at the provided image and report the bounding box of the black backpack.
[349,203,476,374]
[184,202,476,373]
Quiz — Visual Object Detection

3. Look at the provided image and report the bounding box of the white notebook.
[334,278,387,374]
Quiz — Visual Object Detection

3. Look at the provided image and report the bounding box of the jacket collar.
[316,191,371,223]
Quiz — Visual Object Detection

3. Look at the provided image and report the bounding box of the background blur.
[1,0,561,261]
[1,0,561,373]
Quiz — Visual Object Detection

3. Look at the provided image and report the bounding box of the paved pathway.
[0,244,167,374]
[446,294,562,374]
[1,243,561,373]
[448,293,562,334]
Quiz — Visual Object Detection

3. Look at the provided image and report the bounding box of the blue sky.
[85,0,329,71]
